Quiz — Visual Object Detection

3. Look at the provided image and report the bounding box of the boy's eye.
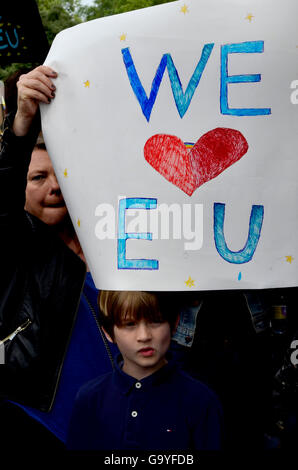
[123,321,136,327]
[150,322,163,328]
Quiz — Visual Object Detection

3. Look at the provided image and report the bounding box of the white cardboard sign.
[41,0,298,291]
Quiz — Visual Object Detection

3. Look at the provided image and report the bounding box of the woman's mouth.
[45,201,66,208]
[138,348,154,357]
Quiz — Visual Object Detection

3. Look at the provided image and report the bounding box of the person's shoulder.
[173,368,221,406]
[76,371,114,401]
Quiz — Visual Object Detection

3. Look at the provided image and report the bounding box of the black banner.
[0,0,49,65]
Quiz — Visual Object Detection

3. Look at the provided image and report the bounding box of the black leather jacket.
[0,116,86,412]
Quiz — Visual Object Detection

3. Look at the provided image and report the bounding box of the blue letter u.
[214,203,264,264]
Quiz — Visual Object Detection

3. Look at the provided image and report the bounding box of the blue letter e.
[220,41,271,116]
[118,198,159,270]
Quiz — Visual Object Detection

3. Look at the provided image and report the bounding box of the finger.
[18,77,55,98]
[17,77,55,100]
[23,66,57,82]
[19,88,53,105]
[29,65,57,78]
[18,65,57,90]
[19,71,56,92]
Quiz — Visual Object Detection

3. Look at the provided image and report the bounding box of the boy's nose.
[137,322,152,341]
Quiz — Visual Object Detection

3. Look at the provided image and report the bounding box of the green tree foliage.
[0,0,83,80]
[36,0,83,43]
[85,0,176,20]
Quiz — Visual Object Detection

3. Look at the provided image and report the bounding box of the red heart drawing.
[144,128,249,196]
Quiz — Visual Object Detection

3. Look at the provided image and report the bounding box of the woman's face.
[25,147,67,226]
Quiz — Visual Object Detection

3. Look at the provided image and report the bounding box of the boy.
[67,291,223,450]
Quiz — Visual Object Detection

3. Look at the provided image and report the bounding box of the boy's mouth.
[138,347,155,357]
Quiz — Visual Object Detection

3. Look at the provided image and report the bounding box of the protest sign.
[41,0,298,291]
[0,0,48,65]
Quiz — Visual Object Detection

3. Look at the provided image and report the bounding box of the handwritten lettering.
[0,17,19,51]
[118,198,159,270]
[122,41,271,121]
[116,199,264,270]
[213,203,264,263]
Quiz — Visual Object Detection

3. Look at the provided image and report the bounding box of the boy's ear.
[101,327,114,344]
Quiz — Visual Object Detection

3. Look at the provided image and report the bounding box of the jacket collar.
[112,353,176,395]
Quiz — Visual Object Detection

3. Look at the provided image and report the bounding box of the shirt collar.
[112,354,177,395]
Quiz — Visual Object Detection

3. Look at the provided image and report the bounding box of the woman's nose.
[49,175,61,195]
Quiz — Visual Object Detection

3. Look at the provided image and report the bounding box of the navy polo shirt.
[67,357,223,450]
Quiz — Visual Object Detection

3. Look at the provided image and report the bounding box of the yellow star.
[180,4,189,15]
[120,33,127,42]
[245,13,254,22]
[286,256,294,264]
[185,276,195,288]
[84,80,90,88]
[63,169,68,178]
[77,219,81,228]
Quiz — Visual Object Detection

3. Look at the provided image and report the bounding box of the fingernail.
[51,92,55,98]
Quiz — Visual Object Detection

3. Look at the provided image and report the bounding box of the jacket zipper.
[0,318,32,346]
[47,271,87,411]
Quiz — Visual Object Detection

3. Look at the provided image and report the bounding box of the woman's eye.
[32,174,45,182]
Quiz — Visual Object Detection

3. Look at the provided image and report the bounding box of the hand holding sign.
[13,66,57,136]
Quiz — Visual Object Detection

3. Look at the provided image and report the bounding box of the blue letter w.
[122,44,214,121]
[122,48,167,122]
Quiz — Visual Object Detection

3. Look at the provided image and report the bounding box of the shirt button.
[135,382,141,389]
[131,411,138,418]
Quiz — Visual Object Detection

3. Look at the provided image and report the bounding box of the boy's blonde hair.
[98,290,181,339]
